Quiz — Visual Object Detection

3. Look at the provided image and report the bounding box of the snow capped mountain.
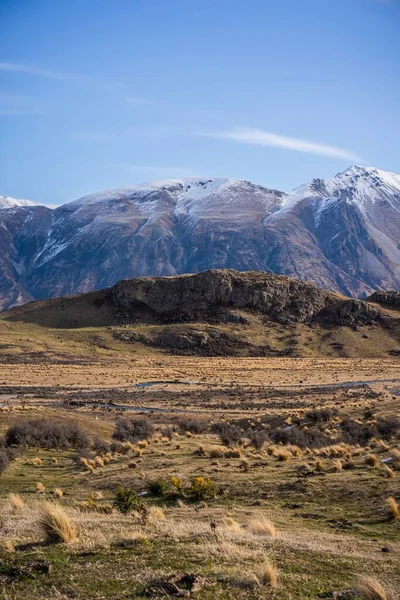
[0,166,399,310]
[0,195,37,209]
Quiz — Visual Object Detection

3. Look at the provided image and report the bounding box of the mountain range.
[1,164,399,310]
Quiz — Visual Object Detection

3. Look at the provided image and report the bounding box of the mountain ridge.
[1,165,399,310]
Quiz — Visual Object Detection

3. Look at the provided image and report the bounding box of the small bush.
[5,418,89,450]
[248,430,268,451]
[114,485,148,521]
[148,478,169,496]
[39,502,77,544]
[177,418,208,435]
[306,408,338,423]
[188,476,217,501]
[375,417,400,440]
[214,423,243,447]
[113,418,154,443]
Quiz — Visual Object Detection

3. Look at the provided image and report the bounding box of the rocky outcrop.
[366,291,400,306]
[111,269,340,324]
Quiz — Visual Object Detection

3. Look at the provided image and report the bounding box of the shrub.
[170,476,183,496]
[188,476,217,501]
[214,423,243,447]
[92,436,110,454]
[177,417,208,435]
[39,502,77,544]
[114,485,148,521]
[271,426,330,449]
[148,478,169,496]
[306,408,338,423]
[113,418,154,443]
[375,417,400,440]
[340,419,375,446]
[5,418,89,450]
[248,430,268,451]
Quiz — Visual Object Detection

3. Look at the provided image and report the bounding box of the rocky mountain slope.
[2,270,399,359]
[1,166,399,309]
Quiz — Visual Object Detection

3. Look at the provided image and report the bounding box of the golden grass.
[382,465,394,479]
[354,575,398,600]
[248,515,277,537]
[8,493,24,511]
[386,497,399,520]
[39,502,77,544]
[260,558,279,588]
[36,482,45,493]
[365,454,379,468]
[53,487,64,498]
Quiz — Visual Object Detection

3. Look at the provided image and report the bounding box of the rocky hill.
[0,165,399,310]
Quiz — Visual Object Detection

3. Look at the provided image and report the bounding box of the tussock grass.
[354,575,398,600]
[39,502,77,544]
[36,482,45,493]
[8,493,24,511]
[260,559,279,587]
[386,496,399,520]
[248,515,277,537]
[365,454,379,468]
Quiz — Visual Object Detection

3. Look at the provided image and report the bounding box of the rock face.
[367,291,400,306]
[0,165,399,310]
[111,269,339,324]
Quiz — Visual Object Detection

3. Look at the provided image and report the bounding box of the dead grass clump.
[8,493,24,511]
[276,449,291,462]
[248,515,277,537]
[332,459,342,472]
[148,506,166,521]
[365,454,379,468]
[39,502,77,544]
[31,457,43,466]
[260,559,279,587]
[36,482,45,493]
[209,446,225,459]
[382,465,394,478]
[315,459,324,472]
[224,517,243,533]
[224,447,242,459]
[112,530,149,548]
[354,575,397,600]
[386,497,399,520]
[53,487,64,498]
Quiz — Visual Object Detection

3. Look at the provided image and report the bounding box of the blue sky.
[0,0,399,205]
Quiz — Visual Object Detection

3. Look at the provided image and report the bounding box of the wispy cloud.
[196,126,363,162]
[0,61,127,88]
[108,163,196,177]
[0,61,67,80]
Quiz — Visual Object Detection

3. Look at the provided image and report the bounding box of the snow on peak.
[0,195,37,209]
[283,165,400,214]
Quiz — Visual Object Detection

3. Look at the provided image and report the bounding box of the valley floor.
[0,356,399,599]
